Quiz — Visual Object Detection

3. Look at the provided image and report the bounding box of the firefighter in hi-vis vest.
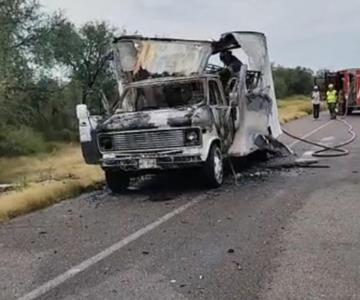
[326,84,338,119]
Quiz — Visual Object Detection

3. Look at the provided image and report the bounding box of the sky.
[39,0,360,71]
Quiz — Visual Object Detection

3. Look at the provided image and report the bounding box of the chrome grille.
[102,129,186,152]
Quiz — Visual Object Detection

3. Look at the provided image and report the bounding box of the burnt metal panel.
[113,39,213,83]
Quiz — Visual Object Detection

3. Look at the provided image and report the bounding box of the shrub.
[0,126,48,157]
[273,65,314,98]
[43,128,79,142]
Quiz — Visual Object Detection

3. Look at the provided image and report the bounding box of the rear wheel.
[202,144,224,188]
[105,170,130,193]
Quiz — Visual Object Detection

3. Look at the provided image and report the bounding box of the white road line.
[18,195,205,300]
[321,136,335,142]
[288,121,333,147]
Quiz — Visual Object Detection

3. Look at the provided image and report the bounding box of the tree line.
[272,65,314,99]
[0,0,316,156]
[0,0,119,155]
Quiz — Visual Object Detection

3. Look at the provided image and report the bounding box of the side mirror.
[76,104,89,120]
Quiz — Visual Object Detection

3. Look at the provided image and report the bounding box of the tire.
[347,108,353,115]
[105,170,130,193]
[202,143,224,188]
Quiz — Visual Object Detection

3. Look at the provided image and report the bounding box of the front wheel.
[202,144,224,188]
[105,170,130,193]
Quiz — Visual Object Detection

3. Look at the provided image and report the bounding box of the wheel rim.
[214,148,224,184]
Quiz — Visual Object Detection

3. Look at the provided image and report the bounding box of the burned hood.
[113,37,213,83]
[98,108,200,132]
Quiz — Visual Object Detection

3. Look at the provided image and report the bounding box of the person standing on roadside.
[326,84,338,119]
[311,85,321,120]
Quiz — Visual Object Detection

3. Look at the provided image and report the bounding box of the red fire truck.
[322,69,360,115]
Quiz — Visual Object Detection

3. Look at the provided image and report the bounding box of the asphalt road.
[1,113,360,300]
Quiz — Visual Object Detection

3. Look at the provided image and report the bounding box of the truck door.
[76,104,101,165]
[208,79,234,150]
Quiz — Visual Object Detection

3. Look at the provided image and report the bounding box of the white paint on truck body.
[77,31,283,172]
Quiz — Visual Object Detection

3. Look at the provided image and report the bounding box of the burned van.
[76,31,282,192]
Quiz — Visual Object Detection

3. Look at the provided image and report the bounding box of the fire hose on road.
[228,116,356,186]
[282,117,357,158]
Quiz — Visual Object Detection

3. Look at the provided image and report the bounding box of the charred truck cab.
[76,31,282,192]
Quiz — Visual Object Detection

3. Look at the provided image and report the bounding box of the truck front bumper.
[101,151,203,172]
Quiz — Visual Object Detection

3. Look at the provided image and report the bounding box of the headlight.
[99,136,113,151]
[185,129,201,145]
[186,131,198,142]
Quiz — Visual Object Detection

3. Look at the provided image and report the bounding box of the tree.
[0,0,52,87]
[0,1,126,156]
[46,18,117,106]
[0,0,54,126]
[273,76,288,99]
[272,64,314,99]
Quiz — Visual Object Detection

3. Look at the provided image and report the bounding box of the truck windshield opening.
[119,80,205,112]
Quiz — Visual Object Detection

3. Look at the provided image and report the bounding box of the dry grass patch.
[278,96,312,124]
[0,144,103,221]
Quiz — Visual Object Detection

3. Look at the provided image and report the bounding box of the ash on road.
[1,114,359,300]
